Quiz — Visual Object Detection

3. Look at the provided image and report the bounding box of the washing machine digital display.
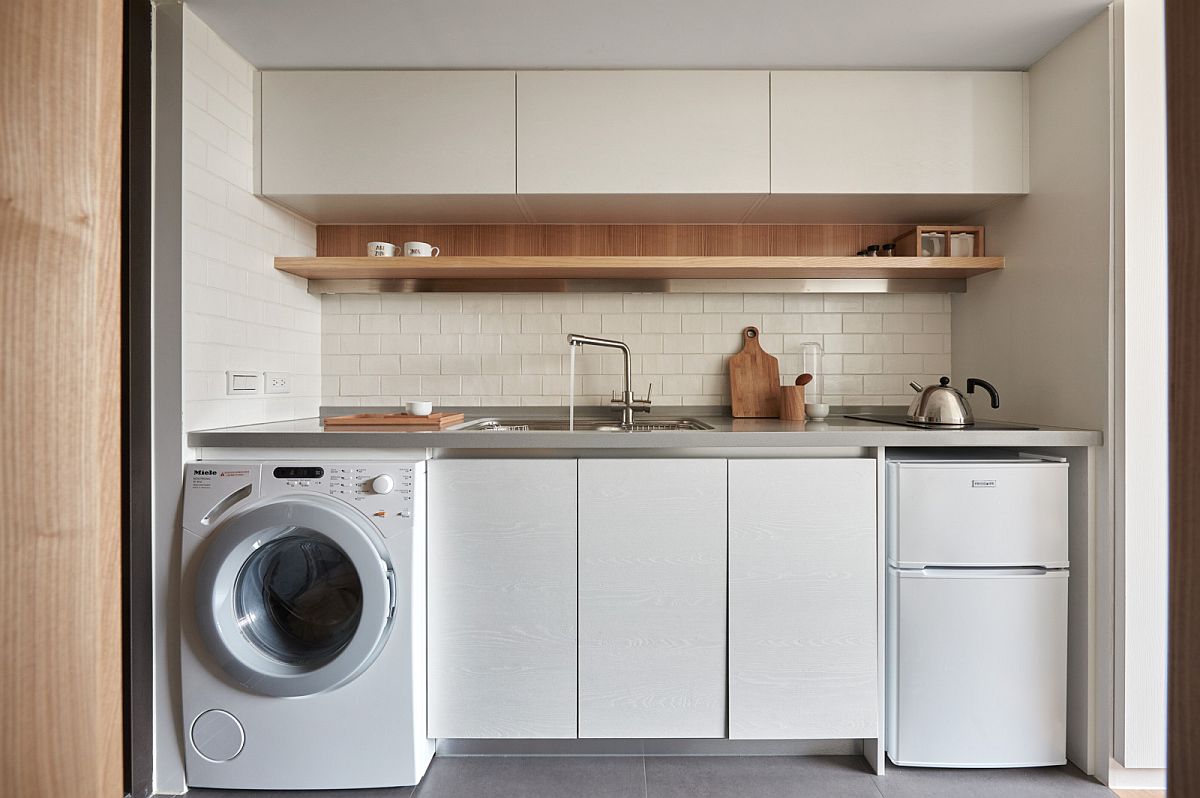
[273,466,325,480]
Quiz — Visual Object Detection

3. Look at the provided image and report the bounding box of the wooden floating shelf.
[275,255,1004,281]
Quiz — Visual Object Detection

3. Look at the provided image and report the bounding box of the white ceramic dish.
[406,400,433,416]
[804,402,830,419]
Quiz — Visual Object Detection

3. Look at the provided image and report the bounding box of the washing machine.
[180,461,435,790]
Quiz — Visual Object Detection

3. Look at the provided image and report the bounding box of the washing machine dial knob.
[371,474,395,495]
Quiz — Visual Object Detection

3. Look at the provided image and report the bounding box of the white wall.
[950,9,1111,776]
[321,292,953,407]
[154,10,325,793]
[1110,0,1168,777]
[182,9,321,432]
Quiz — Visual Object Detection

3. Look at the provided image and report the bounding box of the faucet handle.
[631,382,654,411]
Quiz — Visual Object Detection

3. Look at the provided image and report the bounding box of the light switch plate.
[264,372,290,394]
[226,371,261,395]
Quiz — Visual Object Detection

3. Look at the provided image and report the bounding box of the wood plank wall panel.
[1167,0,1200,793]
[0,0,124,796]
[316,224,911,258]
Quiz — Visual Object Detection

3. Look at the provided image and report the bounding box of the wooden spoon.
[796,373,814,386]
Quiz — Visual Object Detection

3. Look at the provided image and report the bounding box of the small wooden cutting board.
[323,412,466,429]
[729,326,780,418]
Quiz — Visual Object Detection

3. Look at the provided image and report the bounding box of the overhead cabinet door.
[728,458,879,739]
[771,71,1028,194]
[578,458,727,738]
[258,71,516,195]
[517,71,770,194]
[427,459,577,738]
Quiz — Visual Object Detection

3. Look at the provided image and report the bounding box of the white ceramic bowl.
[804,402,830,420]
[406,400,433,416]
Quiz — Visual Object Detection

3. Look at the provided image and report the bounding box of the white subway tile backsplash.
[340,376,381,396]
[882,313,924,333]
[359,315,400,334]
[823,294,864,313]
[842,314,883,333]
[903,334,946,354]
[541,294,583,313]
[399,354,441,375]
[641,314,682,334]
[743,294,784,312]
[703,293,743,312]
[502,294,541,314]
[420,334,460,354]
[359,355,401,375]
[903,293,945,313]
[663,293,704,313]
[182,9,320,433]
[379,334,420,354]
[522,314,562,333]
[321,288,956,406]
[864,294,905,313]
[401,315,440,334]
[477,314,519,335]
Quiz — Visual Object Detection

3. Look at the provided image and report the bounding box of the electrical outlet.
[264,372,291,394]
[226,371,261,396]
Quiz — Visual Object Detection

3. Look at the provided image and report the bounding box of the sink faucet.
[566,333,652,426]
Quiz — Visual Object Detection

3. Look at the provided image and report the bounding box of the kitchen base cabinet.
[427,459,578,738]
[728,459,879,739]
[578,459,727,738]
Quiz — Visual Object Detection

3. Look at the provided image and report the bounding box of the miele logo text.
[194,469,217,476]
[971,479,997,488]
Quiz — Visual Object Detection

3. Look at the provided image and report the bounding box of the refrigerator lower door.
[886,567,1068,768]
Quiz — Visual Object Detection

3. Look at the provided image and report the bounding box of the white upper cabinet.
[258,71,516,195]
[516,71,771,195]
[770,71,1028,194]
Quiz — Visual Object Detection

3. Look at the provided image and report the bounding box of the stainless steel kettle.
[906,376,1000,426]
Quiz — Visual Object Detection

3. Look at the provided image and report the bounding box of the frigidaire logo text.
[194,469,217,476]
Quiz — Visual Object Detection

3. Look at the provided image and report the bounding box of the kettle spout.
[908,381,924,392]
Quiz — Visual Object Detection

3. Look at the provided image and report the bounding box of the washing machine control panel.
[268,462,423,538]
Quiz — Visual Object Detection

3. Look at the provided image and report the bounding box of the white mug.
[403,241,440,257]
[367,241,397,257]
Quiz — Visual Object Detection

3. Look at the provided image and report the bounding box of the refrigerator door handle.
[897,566,1068,579]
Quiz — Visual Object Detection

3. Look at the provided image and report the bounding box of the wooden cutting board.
[323,412,465,429]
[729,326,780,418]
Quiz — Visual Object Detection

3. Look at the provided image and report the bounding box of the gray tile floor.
[185,755,1116,798]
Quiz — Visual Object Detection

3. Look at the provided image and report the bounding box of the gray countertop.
[187,406,1102,450]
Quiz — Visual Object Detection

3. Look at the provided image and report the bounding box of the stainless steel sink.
[461,417,713,432]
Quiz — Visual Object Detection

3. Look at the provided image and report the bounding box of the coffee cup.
[367,241,397,257]
[403,241,440,257]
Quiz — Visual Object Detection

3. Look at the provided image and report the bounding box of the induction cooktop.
[846,414,1039,431]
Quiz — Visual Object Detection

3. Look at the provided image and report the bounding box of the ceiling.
[185,0,1110,71]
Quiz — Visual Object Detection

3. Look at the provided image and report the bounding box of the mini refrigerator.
[885,454,1069,768]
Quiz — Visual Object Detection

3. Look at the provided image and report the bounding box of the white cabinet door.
[577,459,727,738]
[517,71,770,194]
[728,458,878,739]
[259,71,516,195]
[427,459,577,738]
[771,71,1028,194]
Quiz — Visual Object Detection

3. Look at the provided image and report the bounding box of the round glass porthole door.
[194,495,394,698]
[234,534,364,668]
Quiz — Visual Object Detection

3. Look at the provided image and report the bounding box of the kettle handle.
[966,378,1000,409]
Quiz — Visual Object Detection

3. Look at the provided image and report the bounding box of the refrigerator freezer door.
[886,567,1068,768]
[888,462,1069,568]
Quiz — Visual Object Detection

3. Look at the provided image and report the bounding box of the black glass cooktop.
[846,414,1039,431]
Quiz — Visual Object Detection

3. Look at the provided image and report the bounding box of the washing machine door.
[194,494,396,697]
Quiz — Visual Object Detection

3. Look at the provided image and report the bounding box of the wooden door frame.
[1167,0,1200,794]
[0,0,125,795]
[123,0,155,796]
